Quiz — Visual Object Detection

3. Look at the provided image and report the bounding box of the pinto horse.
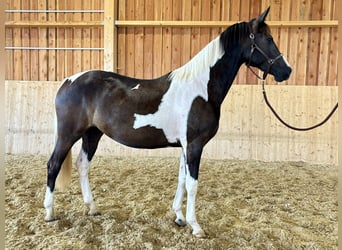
[44,7,291,238]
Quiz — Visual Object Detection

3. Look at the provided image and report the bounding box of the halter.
[246,33,283,80]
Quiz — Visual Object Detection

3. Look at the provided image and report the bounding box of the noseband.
[247,33,283,80]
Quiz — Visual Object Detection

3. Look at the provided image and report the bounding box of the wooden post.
[104,0,118,72]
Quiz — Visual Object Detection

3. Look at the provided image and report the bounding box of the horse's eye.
[267,37,273,42]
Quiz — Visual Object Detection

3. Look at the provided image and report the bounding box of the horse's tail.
[54,112,72,191]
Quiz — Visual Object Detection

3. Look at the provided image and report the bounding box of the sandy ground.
[5,154,337,249]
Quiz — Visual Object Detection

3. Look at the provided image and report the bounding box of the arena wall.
[5,0,338,164]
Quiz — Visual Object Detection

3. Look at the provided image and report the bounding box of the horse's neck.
[208,49,244,107]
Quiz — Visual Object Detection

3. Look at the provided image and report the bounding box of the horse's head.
[243,7,292,82]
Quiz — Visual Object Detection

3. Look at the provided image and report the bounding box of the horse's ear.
[251,6,270,32]
[257,6,270,23]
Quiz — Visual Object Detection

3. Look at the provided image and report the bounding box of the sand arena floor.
[5,154,337,249]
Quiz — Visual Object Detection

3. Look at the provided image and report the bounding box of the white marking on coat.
[76,149,94,205]
[133,36,224,145]
[282,55,292,68]
[61,70,90,85]
[131,84,140,90]
[44,186,54,221]
[185,168,204,236]
[172,152,187,224]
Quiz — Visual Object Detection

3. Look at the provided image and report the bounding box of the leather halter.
[246,33,283,80]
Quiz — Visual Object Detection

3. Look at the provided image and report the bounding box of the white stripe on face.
[282,55,291,68]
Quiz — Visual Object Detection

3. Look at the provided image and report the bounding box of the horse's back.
[54,70,175,148]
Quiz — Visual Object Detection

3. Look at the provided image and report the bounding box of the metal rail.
[5,20,338,28]
[5,47,104,51]
[5,10,104,13]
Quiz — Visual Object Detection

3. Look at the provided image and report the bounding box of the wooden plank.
[180,0,191,67]
[65,0,74,77]
[230,0,241,84]
[212,0,223,39]
[56,0,66,81]
[92,0,104,71]
[48,0,56,81]
[144,0,153,78]
[317,0,332,85]
[21,0,30,80]
[287,2,300,86]
[5,0,13,79]
[82,1,92,72]
[29,0,39,81]
[171,0,181,72]
[125,0,135,77]
[117,0,126,75]
[104,0,116,72]
[73,0,83,74]
[199,0,210,49]
[134,0,144,78]
[5,26,13,79]
[240,0,250,20]
[38,0,47,80]
[307,0,322,86]
[13,0,22,80]
[190,0,201,58]
[327,27,337,85]
[152,0,162,77]
[250,0,261,18]
[295,1,311,85]
[99,0,105,69]
[278,0,291,85]
[230,0,240,21]
[219,0,227,38]
[162,0,172,74]
[242,0,255,84]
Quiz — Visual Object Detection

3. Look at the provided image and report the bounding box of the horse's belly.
[110,124,180,149]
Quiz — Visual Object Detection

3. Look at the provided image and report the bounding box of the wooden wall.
[117,0,338,86]
[5,0,338,86]
[4,0,338,164]
[5,81,338,164]
[5,0,104,81]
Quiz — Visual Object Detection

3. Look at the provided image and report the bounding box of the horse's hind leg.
[76,127,103,216]
[44,138,78,221]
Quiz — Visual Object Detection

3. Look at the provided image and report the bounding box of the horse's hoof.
[193,230,206,238]
[88,210,101,216]
[175,218,186,227]
[45,216,58,222]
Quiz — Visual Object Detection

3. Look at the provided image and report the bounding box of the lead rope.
[261,80,338,131]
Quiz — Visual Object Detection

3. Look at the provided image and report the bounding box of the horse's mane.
[169,21,269,83]
[219,22,250,54]
[219,20,269,52]
[169,35,224,83]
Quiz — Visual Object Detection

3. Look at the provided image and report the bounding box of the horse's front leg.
[185,145,206,238]
[185,171,205,238]
[172,151,187,227]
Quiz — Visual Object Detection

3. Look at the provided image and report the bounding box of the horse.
[44,7,291,238]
